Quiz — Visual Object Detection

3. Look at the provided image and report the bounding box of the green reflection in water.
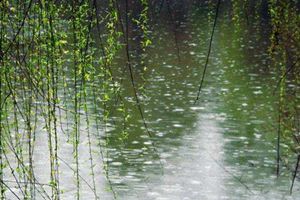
[99,3,299,199]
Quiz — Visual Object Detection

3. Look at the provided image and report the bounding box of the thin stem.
[195,0,221,102]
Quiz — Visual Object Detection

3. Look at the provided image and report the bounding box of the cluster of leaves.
[0,0,153,199]
[268,0,300,156]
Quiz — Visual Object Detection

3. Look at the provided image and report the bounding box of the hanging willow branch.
[113,0,164,172]
[195,0,221,103]
[290,154,300,194]
[1,0,33,60]
[114,0,152,139]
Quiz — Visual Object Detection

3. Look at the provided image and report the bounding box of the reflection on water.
[104,3,299,200]
[5,2,300,200]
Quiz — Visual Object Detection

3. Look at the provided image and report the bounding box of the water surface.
[5,3,300,200]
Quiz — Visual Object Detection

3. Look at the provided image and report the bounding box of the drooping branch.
[195,0,221,103]
[290,154,300,194]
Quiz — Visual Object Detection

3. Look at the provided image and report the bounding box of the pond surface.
[100,5,298,200]
[4,2,300,200]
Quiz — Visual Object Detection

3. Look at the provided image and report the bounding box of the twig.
[195,0,221,103]
[273,58,299,95]
[290,154,300,194]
